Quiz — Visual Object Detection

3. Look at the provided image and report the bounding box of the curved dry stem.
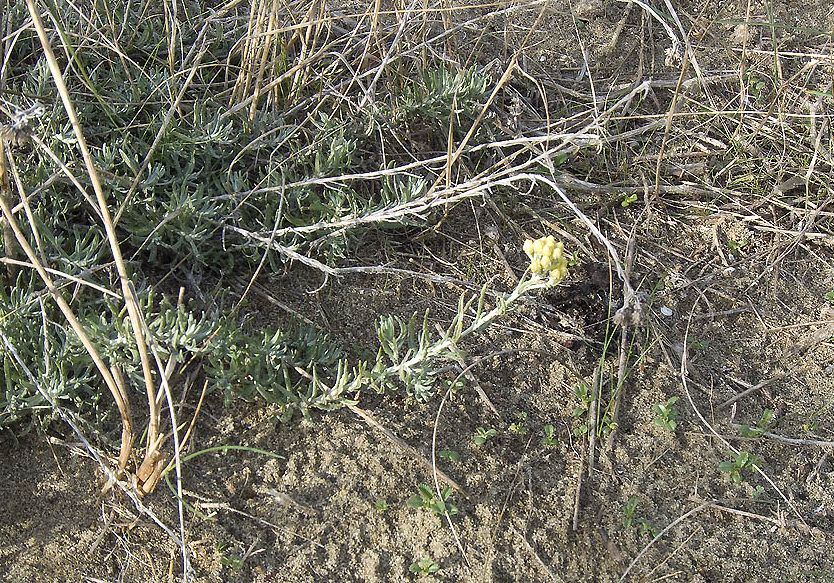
[26,0,159,476]
[0,170,134,470]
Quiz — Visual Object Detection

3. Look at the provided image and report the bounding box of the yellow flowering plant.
[523,235,568,285]
[365,236,569,401]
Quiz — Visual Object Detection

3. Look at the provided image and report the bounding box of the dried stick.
[0,177,134,471]
[717,373,785,410]
[572,438,587,532]
[0,137,18,280]
[607,233,636,451]
[27,0,159,478]
[587,367,600,475]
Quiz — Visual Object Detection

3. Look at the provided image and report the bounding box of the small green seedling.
[802,420,819,433]
[438,449,461,463]
[541,424,558,447]
[622,497,656,536]
[509,412,528,435]
[637,519,658,538]
[444,377,466,394]
[599,411,618,438]
[623,496,639,529]
[653,396,679,432]
[573,383,592,417]
[572,383,592,437]
[217,543,244,572]
[407,484,458,517]
[374,499,390,513]
[687,338,708,353]
[409,558,441,577]
[746,73,770,102]
[824,291,834,304]
[719,451,759,484]
[473,427,498,446]
[621,192,638,207]
[727,238,747,254]
[567,251,580,267]
[739,409,774,438]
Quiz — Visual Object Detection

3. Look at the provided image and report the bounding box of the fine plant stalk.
[26,0,158,475]
[0,138,18,279]
[382,275,549,379]
[0,175,134,470]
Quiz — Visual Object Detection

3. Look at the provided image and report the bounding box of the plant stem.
[27,0,159,482]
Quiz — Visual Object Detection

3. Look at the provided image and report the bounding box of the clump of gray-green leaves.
[0,2,565,439]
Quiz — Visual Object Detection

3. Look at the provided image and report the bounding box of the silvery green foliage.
[327,279,548,403]
[398,66,490,128]
[0,274,99,427]
[0,279,354,428]
[375,312,446,402]
[204,321,348,421]
[0,1,499,428]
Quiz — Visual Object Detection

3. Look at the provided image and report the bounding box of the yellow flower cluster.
[523,235,568,284]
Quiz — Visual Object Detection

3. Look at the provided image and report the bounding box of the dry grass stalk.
[0,137,18,280]
[26,0,160,484]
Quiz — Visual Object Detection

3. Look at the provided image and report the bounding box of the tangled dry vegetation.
[1,0,833,581]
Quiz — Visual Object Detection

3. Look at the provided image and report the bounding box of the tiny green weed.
[653,396,680,432]
[620,192,638,207]
[216,543,243,572]
[622,496,657,537]
[572,383,592,437]
[637,519,658,538]
[374,499,390,513]
[409,558,441,577]
[473,427,498,446]
[623,496,639,528]
[802,420,819,433]
[438,449,461,463]
[739,409,775,438]
[508,412,528,435]
[407,484,458,517]
[719,451,759,484]
[599,411,618,438]
[541,424,558,447]
[727,238,748,255]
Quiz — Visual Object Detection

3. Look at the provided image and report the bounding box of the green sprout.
[216,543,244,572]
[438,449,461,463]
[719,451,759,484]
[802,420,819,433]
[409,558,441,577]
[508,411,528,435]
[572,383,592,437]
[620,192,638,207]
[727,238,748,254]
[374,499,390,513]
[541,424,558,447]
[739,409,774,438]
[473,427,498,446]
[599,411,618,438]
[637,519,658,538]
[622,496,656,536]
[623,496,639,529]
[407,484,458,517]
[653,396,679,432]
